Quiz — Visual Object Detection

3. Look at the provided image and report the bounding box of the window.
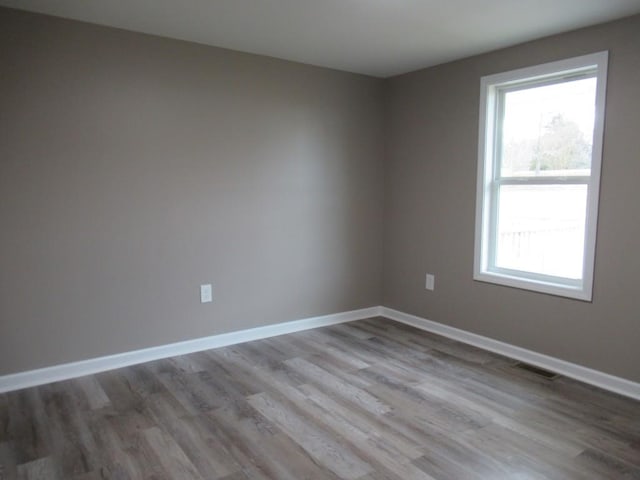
[474,52,608,301]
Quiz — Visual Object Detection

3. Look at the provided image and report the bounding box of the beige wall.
[0,8,385,375]
[383,15,640,382]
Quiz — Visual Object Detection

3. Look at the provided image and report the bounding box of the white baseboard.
[380,307,640,401]
[3,305,638,401]
[0,306,381,394]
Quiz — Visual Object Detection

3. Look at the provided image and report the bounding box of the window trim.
[473,52,608,301]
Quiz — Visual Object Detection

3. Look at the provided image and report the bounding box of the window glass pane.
[500,78,597,177]
[495,184,587,279]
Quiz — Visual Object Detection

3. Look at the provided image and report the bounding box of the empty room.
[1,1,640,478]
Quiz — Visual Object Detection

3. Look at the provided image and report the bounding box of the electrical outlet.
[425,274,435,291]
[200,284,213,303]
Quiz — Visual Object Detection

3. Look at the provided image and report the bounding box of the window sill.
[473,270,592,301]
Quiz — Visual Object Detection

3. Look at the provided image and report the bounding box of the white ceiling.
[2,0,640,77]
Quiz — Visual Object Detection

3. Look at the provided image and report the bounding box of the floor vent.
[513,362,560,380]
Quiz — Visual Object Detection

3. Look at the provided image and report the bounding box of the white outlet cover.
[200,284,213,303]
[425,274,435,291]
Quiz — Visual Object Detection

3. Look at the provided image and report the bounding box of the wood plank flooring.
[1,317,639,479]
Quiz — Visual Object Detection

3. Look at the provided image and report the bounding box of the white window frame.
[474,52,608,301]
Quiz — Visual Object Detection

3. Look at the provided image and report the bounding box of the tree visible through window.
[504,113,592,173]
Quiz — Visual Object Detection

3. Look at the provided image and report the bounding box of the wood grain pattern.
[1,317,639,479]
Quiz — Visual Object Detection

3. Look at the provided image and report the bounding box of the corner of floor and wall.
[1,7,639,399]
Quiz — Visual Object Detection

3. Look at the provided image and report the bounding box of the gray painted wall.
[2,7,639,384]
[0,8,385,375]
[384,15,640,382]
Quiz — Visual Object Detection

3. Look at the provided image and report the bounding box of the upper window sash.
[491,73,598,182]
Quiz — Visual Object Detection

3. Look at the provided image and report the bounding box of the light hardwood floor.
[1,317,639,479]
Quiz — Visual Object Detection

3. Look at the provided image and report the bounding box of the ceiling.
[2,0,640,77]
